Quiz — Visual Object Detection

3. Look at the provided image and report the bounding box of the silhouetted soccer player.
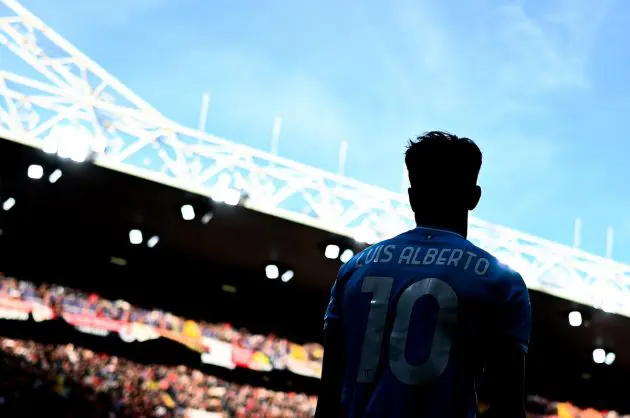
[315,131,531,418]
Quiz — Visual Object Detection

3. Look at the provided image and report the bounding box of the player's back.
[332,226,527,418]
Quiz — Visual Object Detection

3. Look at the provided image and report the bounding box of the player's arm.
[483,338,526,418]
[315,277,345,418]
[483,271,531,418]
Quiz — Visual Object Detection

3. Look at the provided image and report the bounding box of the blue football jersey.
[324,226,531,418]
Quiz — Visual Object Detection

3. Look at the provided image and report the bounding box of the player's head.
[405,131,482,217]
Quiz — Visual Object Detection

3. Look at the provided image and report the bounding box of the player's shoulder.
[338,236,399,278]
[464,240,526,285]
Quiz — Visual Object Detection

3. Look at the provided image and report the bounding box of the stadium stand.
[1,336,623,418]
[2,274,630,417]
[0,337,317,417]
[0,275,323,379]
[2,1,630,416]
[3,116,630,416]
[2,275,630,417]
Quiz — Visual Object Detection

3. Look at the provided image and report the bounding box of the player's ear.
[467,185,481,211]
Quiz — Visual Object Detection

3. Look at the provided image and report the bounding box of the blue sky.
[11,0,630,262]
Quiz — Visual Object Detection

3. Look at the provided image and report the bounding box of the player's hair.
[405,131,482,191]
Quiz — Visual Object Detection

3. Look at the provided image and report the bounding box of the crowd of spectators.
[0,338,317,417]
[2,275,629,417]
[0,275,322,370]
[2,337,628,418]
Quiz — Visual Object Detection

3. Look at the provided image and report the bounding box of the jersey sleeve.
[495,270,532,353]
[323,262,352,330]
[324,280,341,330]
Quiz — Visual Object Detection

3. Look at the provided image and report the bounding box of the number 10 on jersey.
[357,276,459,386]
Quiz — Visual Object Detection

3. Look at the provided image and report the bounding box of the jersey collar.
[414,225,464,239]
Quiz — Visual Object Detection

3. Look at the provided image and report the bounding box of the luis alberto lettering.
[356,245,490,276]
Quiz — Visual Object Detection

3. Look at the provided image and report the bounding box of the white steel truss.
[0,0,629,315]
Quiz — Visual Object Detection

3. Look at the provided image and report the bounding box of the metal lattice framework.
[0,0,629,315]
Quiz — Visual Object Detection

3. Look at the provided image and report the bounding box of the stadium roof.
[0,138,347,292]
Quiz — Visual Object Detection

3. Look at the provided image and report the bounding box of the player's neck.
[415,212,468,238]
